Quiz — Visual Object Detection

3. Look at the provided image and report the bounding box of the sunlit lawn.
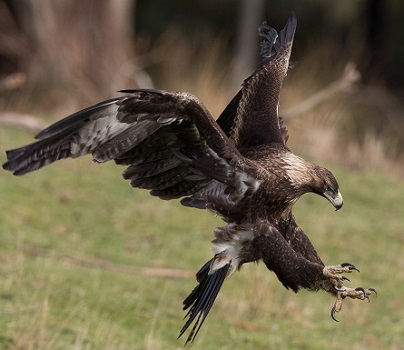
[1,128,403,349]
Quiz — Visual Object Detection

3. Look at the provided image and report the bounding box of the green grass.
[1,128,403,349]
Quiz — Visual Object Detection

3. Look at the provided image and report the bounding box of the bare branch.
[282,62,361,120]
[0,112,47,133]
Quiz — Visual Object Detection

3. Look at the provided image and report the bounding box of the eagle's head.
[313,166,343,211]
[282,153,343,210]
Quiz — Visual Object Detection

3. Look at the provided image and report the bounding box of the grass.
[1,8,402,349]
[1,127,404,350]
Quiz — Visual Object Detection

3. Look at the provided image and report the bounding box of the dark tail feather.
[178,259,229,345]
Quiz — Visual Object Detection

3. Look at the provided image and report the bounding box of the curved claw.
[331,305,339,322]
[354,287,370,302]
[369,288,378,296]
[341,262,360,273]
[354,287,366,294]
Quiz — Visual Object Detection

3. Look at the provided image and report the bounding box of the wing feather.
[218,14,296,149]
[3,89,259,204]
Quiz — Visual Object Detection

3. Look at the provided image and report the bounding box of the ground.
[0,128,403,349]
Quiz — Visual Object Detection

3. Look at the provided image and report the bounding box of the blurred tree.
[1,0,135,110]
[234,0,265,86]
[2,0,404,111]
[363,0,386,83]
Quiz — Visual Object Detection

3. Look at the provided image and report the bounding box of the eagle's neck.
[238,146,320,223]
[258,151,318,222]
[281,152,318,194]
[242,145,317,194]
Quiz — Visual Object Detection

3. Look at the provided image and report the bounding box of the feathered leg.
[260,222,377,320]
[255,224,326,292]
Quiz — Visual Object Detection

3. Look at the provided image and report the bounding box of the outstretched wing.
[3,89,256,203]
[217,14,296,148]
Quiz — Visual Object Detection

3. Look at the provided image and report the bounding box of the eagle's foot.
[323,262,359,289]
[330,287,377,322]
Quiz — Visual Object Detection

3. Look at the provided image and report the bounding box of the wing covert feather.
[3,89,257,204]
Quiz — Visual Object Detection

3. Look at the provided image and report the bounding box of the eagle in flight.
[3,14,375,344]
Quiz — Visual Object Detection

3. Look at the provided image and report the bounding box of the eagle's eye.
[323,184,332,192]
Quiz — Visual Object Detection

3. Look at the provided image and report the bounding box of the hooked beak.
[325,190,343,211]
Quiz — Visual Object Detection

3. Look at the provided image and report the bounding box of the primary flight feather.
[3,14,375,344]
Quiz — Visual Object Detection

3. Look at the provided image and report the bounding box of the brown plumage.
[3,14,375,345]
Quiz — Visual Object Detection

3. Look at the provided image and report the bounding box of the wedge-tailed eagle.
[3,14,375,344]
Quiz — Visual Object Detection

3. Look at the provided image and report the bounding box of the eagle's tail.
[178,259,229,345]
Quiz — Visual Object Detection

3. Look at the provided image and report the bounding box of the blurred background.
[0,0,403,175]
[0,1,403,349]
